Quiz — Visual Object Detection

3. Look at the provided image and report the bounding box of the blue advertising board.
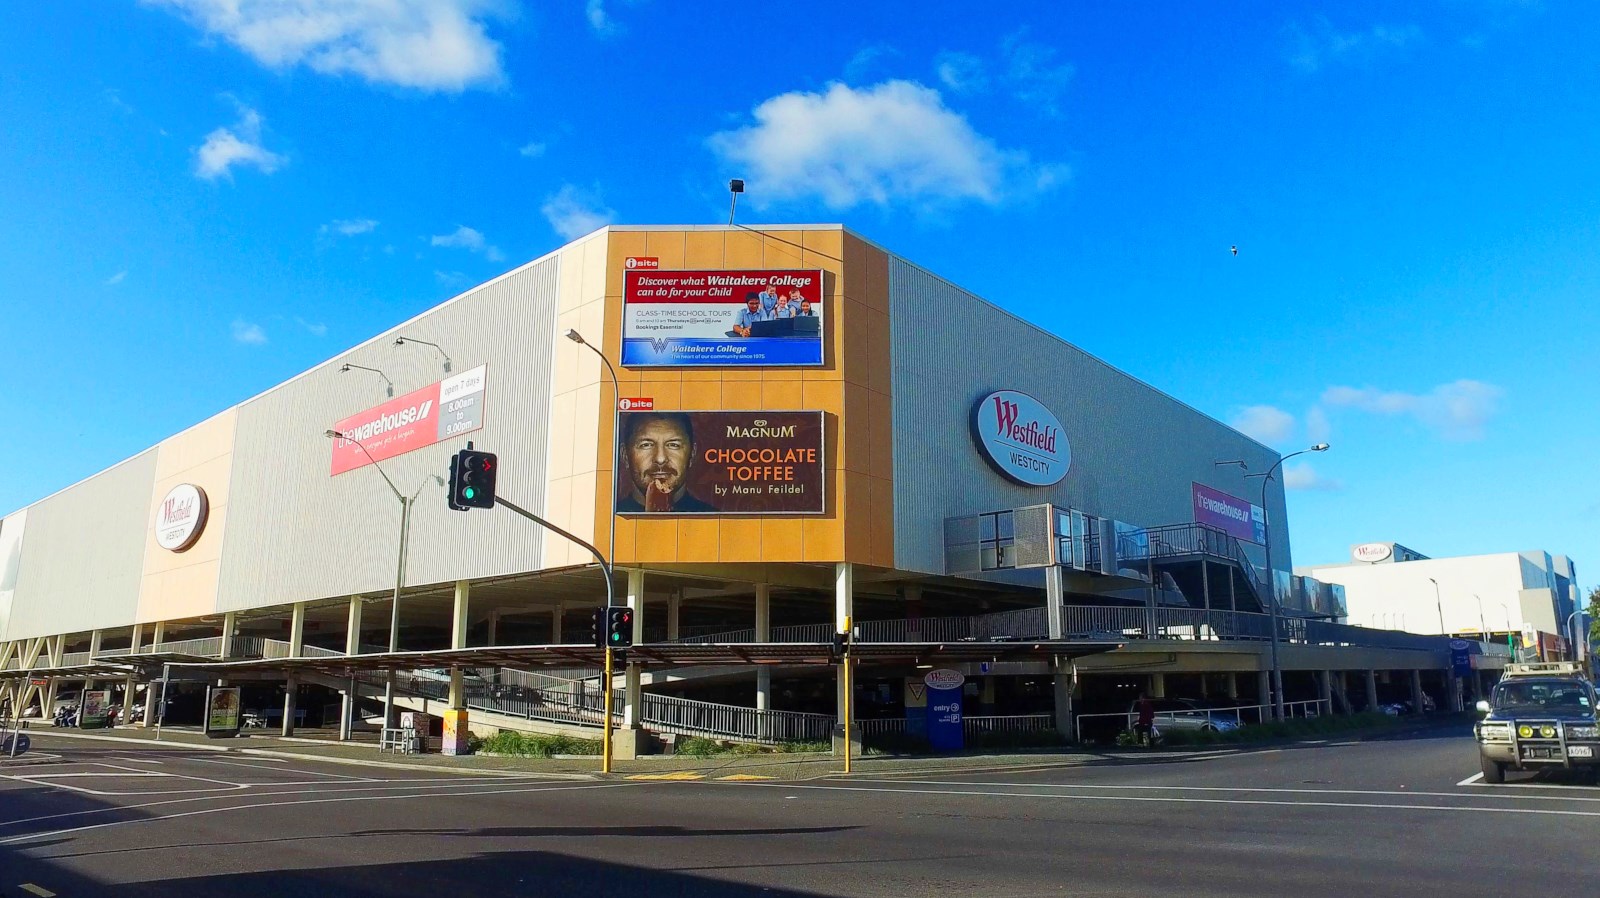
[924,669,965,752]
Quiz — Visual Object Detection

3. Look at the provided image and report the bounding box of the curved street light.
[1249,443,1329,721]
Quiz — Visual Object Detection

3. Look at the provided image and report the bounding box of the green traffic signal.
[463,487,475,499]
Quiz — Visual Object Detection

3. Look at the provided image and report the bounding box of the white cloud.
[320,218,378,237]
[935,51,987,94]
[1287,17,1421,73]
[1305,406,1332,444]
[1230,405,1296,446]
[434,269,469,287]
[844,44,899,83]
[231,319,267,344]
[195,100,286,181]
[707,80,1066,211]
[104,89,135,115]
[104,271,127,286]
[1000,31,1075,116]
[430,225,504,261]
[1283,462,1342,492]
[541,185,614,240]
[518,141,546,158]
[295,316,329,337]
[1321,379,1503,440]
[146,0,507,92]
[585,0,613,34]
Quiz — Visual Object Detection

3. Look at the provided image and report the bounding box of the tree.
[1588,586,1600,647]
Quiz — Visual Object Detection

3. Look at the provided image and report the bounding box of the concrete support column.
[550,604,563,644]
[1257,670,1271,714]
[282,677,298,737]
[1410,669,1425,715]
[1053,658,1076,739]
[1149,672,1166,698]
[833,563,856,758]
[623,569,646,728]
[288,603,306,657]
[1199,674,1210,699]
[667,590,682,642]
[219,613,237,659]
[1226,672,1239,700]
[42,635,64,717]
[449,581,469,709]
[1365,669,1380,713]
[88,629,103,660]
[487,610,500,646]
[340,596,363,741]
[1045,565,1065,639]
[1319,670,1333,716]
[1448,675,1464,712]
[121,626,140,724]
[755,584,772,712]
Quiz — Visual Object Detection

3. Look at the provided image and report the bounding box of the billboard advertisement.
[79,689,112,729]
[620,269,825,367]
[329,364,487,475]
[615,410,825,515]
[1191,482,1267,545]
[205,686,241,737]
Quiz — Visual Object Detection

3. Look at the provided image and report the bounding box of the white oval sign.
[1352,542,1393,563]
[924,669,965,690]
[972,391,1070,487]
[154,484,209,552]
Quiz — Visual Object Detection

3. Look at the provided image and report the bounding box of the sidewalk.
[17,715,1465,781]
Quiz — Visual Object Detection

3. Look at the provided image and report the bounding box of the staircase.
[1121,523,1271,614]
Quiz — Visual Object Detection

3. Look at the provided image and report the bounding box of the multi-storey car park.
[0,225,1508,755]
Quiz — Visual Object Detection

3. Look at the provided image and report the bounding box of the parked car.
[1129,697,1242,734]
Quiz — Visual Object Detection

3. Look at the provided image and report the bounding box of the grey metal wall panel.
[6,453,156,640]
[889,258,1288,577]
[215,257,560,613]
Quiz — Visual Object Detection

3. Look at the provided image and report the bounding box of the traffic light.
[830,630,848,664]
[590,606,606,648]
[606,606,634,648]
[449,448,498,510]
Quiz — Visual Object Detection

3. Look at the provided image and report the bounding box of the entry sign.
[924,669,965,752]
[1449,639,1473,678]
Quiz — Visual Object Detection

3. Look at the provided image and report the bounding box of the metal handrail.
[1074,698,1331,742]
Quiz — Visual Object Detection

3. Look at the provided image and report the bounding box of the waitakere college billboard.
[621,269,825,367]
[615,411,824,514]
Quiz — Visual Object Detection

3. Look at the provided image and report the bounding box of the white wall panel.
[888,258,1285,577]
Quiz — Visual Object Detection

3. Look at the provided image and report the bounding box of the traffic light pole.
[492,496,617,773]
[842,615,853,775]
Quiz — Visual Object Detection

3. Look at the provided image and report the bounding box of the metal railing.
[1073,699,1331,743]
[641,693,834,744]
[965,714,1054,738]
[146,636,225,657]
[57,652,92,668]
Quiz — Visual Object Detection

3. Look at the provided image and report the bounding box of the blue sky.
[1,1,1595,572]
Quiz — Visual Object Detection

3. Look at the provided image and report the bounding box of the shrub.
[674,737,728,757]
[480,730,601,757]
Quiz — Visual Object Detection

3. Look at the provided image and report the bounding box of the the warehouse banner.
[616,410,824,514]
[1191,482,1267,545]
[329,364,488,475]
[620,269,825,367]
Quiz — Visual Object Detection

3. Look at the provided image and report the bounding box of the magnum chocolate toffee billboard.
[615,411,825,515]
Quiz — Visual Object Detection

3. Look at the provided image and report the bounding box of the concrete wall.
[1306,553,1563,636]
[886,256,1284,577]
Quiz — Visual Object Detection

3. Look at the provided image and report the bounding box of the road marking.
[717,774,774,781]
[19,884,56,897]
[0,781,639,846]
[1457,773,1485,786]
[188,757,380,781]
[17,772,168,779]
[829,777,1600,804]
[0,777,571,831]
[729,782,1600,818]
[111,757,163,764]
[626,772,704,781]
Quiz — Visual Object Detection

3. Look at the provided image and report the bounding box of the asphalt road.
[3,727,1598,897]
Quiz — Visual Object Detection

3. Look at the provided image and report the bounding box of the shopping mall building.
[0,225,1494,754]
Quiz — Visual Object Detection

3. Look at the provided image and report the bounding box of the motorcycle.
[52,704,79,728]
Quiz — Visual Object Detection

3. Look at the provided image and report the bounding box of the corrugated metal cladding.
[888,258,1287,577]
[5,453,157,641]
[215,256,560,613]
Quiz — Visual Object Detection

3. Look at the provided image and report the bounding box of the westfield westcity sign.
[971,391,1071,487]
[329,365,488,475]
[154,483,209,552]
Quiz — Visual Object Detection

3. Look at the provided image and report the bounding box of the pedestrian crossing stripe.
[625,772,705,781]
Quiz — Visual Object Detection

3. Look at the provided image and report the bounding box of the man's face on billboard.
[746,298,761,313]
[627,417,692,497]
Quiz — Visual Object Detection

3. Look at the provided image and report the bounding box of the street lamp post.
[1249,443,1329,722]
[565,330,619,575]
[326,429,435,733]
[1474,594,1486,640]
[1567,610,1584,663]
[1428,578,1446,635]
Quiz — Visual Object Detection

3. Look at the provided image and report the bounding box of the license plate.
[1569,746,1594,758]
